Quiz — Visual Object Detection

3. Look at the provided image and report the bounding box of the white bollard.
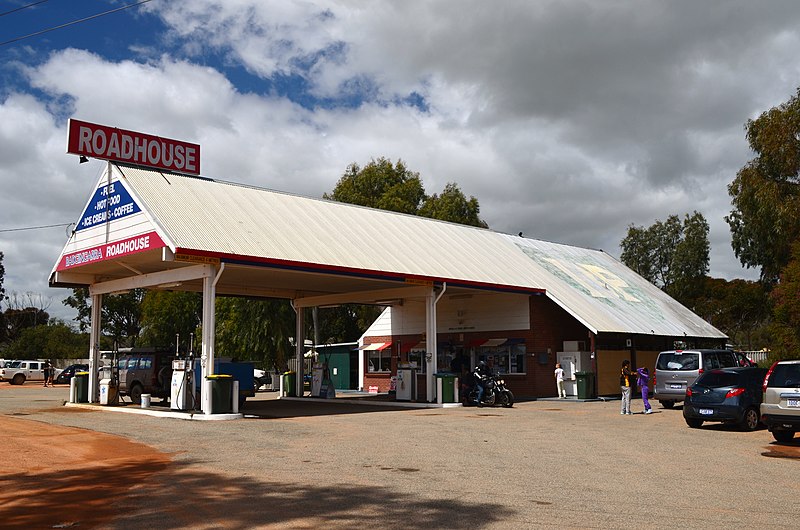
[69,377,77,403]
[437,377,443,405]
[232,380,239,414]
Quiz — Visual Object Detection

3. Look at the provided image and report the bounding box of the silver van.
[654,349,738,409]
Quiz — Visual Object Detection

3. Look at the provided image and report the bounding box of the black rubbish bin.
[74,371,89,403]
[575,371,596,399]
[206,374,233,413]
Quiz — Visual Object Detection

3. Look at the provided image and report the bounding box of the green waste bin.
[435,372,456,403]
[74,371,89,403]
[575,371,596,399]
[282,371,297,397]
[206,374,233,413]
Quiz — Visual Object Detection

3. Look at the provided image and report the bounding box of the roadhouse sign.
[57,231,165,271]
[67,119,200,175]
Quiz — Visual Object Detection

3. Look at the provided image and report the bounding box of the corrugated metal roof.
[116,164,725,339]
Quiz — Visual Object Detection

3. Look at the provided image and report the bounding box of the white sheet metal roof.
[72,164,725,339]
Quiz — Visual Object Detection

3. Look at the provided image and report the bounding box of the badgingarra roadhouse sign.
[66,118,200,175]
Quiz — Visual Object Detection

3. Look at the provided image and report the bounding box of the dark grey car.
[683,367,767,431]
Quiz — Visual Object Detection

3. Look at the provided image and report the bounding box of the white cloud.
[8,0,800,323]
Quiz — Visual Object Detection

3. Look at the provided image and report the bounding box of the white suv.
[760,359,800,443]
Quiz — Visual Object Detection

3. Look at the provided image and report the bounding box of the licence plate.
[699,408,713,415]
[670,384,682,389]
[788,399,800,408]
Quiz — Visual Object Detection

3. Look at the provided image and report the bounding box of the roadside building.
[52,121,725,407]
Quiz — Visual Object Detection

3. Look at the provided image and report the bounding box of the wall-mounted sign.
[57,231,165,271]
[76,179,140,231]
[175,253,221,265]
[67,119,200,175]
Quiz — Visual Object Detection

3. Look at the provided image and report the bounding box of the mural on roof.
[512,239,667,322]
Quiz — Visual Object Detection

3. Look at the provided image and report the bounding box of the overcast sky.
[2,0,799,322]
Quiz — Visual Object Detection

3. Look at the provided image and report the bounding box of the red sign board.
[67,119,200,175]
[57,231,165,271]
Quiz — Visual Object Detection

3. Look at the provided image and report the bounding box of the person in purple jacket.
[637,367,652,414]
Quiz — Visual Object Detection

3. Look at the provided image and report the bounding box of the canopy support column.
[201,266,221,414]
[425,283,446,402]
[295,306,305,397]
[88,293,102,403]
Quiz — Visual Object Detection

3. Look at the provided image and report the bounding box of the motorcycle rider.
[473,360,490,406]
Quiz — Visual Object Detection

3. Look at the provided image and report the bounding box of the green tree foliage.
[139,291,201,350]
[4,322,89,359]
[727,88,800,283]
[3,307,50,343]
[314,305,382,344]
[419,182,488,228]
[692,278,771,351]
[620,212,709,304]
[216,297,296,370]
[63,287,144,347]
[770,241,800,359]
[324,158,426,214]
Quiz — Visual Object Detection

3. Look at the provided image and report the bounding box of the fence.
[739,351,770,363]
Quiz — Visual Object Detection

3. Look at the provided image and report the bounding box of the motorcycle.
[464,373,514,407]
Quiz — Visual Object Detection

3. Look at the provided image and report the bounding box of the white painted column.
[425,289,437,402]
[295,306,305,397]
[357,346,365,391]
[201,272,217,414]
[88,293,102,403]
[424,284,446,403]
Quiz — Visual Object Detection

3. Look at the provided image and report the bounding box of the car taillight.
[686,387,693,396]
[698,368,704,375]
[725,388,745,398]
[653,373,657,386]
[763,361,778,392]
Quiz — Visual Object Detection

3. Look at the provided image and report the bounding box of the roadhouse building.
[51,154,726,407]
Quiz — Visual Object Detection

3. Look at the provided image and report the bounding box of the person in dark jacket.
[620,360,634,415]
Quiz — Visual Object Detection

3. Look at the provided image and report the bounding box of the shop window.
[368,350,391,373]
[477,343,526,374]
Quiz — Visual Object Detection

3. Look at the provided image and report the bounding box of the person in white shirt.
[554,363,566,398]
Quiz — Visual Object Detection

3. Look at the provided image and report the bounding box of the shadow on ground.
[1,459,516,529]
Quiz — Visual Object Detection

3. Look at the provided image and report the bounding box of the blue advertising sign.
[76,180,141,231]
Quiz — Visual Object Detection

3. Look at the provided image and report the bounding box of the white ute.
[0,360,46,385]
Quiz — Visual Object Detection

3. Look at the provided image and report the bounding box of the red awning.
[360,341,392,351]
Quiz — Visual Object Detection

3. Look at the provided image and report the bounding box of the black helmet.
[477,361,487,370]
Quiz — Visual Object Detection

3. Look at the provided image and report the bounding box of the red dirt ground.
[0,412,171,529]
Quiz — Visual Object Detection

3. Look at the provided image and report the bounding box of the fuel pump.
[171,333,194,411]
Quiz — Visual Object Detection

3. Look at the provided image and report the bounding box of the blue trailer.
[193,358,255,407]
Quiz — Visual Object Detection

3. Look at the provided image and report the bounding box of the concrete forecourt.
[0,384,796,529]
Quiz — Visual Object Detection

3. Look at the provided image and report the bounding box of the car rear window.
[768,363,800,387]
[695,371,740,388]
[657,353,699,371]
